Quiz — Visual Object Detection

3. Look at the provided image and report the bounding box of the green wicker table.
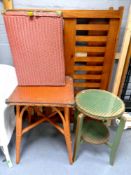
[73,89,126,165]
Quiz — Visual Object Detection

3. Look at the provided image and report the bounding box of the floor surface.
[0,123,131,175]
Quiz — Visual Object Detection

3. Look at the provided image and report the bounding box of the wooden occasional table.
[6,76,74,164]
[73,89,126,165]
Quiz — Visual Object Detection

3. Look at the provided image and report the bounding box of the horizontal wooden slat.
[74,82,100,88]
[76,24,109,31]
[76,36,107,42]
[75,46,106,52]
[74,57,104,62]
[74,66,103,71]
[73,74,102,80]
[63,10,123,19]
[6,9,123,19]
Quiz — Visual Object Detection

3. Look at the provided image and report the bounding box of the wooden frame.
[113,6,131,95]
[118,39,131,96]
[2,0,13,9]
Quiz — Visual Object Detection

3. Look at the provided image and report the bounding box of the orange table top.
[6,76,75,107]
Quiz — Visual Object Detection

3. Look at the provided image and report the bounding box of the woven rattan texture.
[76,89,125,120]
[82,120,109,144]
[4,11,65,86]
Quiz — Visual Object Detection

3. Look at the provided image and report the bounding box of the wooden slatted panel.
[72,7,123,92]
[76,24,109,31]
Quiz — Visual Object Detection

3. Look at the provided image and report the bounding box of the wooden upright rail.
[2,0,123,93]
[113,6,131,95]
[2,0,13,9]
[118,39,131,96]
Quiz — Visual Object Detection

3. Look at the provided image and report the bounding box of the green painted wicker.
[76,89,125,120]
[73,90,126,165]
[82,120,109,144]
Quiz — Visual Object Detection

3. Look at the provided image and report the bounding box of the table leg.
[73,109,79,133]
[16,106,23,164]
[110,116,126,165]
[73,113,84,162]
[64,107,73,164]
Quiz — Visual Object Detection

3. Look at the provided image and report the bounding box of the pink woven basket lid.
[4,11,65,86]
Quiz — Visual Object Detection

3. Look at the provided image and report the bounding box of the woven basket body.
[4,11,65,86]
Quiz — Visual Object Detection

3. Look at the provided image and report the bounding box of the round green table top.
[76,89,125,120]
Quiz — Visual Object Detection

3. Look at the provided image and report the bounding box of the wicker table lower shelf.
[82,120,109,144]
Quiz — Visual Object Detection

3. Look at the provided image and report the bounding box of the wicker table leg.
[64,107,73,164]
[73,109,79,133]
[73,113,84,162]
[110,116,126,165]
[16,106,27,164]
